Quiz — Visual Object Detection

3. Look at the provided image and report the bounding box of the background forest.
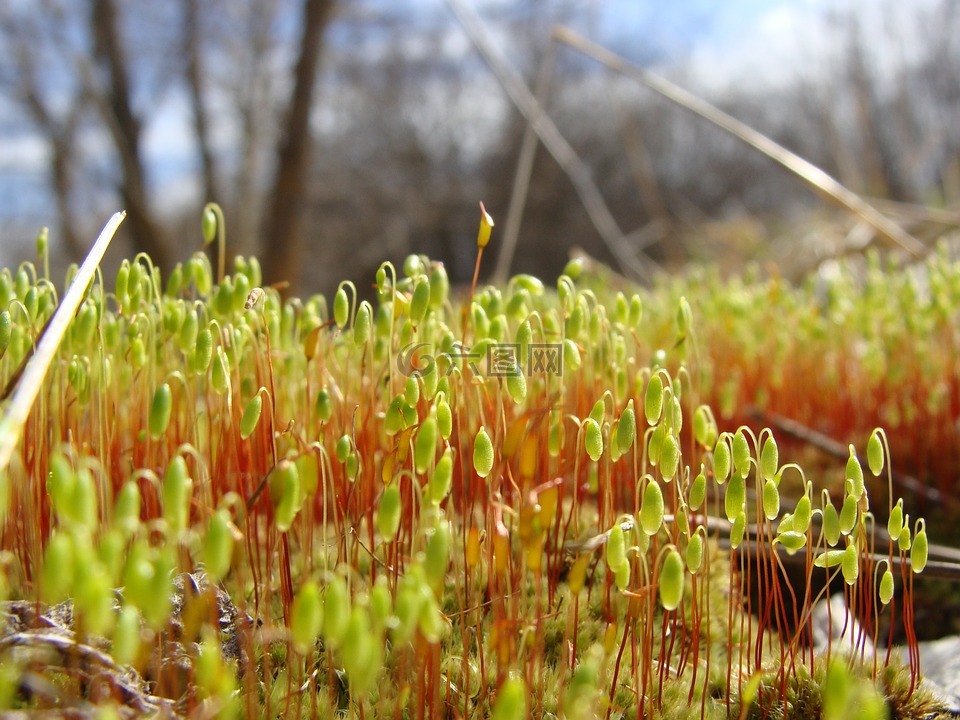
[0,0,958,294]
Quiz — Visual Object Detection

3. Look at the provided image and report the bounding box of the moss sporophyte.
[0,204,950,719]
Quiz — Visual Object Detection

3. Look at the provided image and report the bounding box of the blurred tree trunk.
[3,15,85,257]
[260,0,336,292]
[89,0,167,270]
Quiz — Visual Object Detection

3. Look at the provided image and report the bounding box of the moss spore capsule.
[474,426,494,478]
[149,383,173,439]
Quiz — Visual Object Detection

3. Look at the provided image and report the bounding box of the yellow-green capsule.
[113,480,141,537]
[583,418,603,463]
[112,605,142,667]
[212,347,230,395]
[415,416,438,474]
[202,205,217,244]
[492,675,527,720]
[879,567,895,605]
[644,374,663,426]
[41,532,75,603]
[506,365,526,404]
[474,426,494,478]
[762,478,780,520]
[193,327,213,374]
[732,429,751,479]
[659,548,685,611]
[605,524,627,574]
[730,511,746,548]
[689,468,707,510]
[333,287,349,329]
[378,484,402,541]
[436,396,452,440]
[760,436,778,482]
[239,393,263,439]
[354,301,372,348]
[845,446,864,499]
[425,521,451,588]
[314,387,333,422]
[686,531,704,573]
[429,262,449,309]
[639,481,664,536]
[887,499,904,540]
[822,501,841,546]
[162,456,193,535]
[912,520,928,574]
[725,474,746,523]
[617,400,636,455]
[149,383,173,440]
[867,430,884,476]
[410,276,430,324]
[428,448,454,505]
[841,543,859,585]
[793,492,812,535]
[660,432,679,481]
[322,575,349,650]
[73,301,98,348]
[813,549,846,569]
[714,436,731,484]
[203,509,235,581]
[839,494,858,535]
[776,530,807,554]
[269,459,301,533]
[290,581,323,655]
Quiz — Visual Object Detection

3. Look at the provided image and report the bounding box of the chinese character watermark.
[396,342,563,378]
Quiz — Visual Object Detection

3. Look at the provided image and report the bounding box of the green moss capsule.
[660,432,679,481]
[410,276,430,324]
[41,532,75,603]
[686,531,704,573]
[436,396,452,439]
[415,416,438,474]
[793,493,812,535]
[202,205,217,244]
[428,448,454,505]
[617,400,636,455]
[583,418,603,463]
[760,436,778,482]
[492,675,527,720]
[676,295,692,338]
[640,481,664,536]
[762,478,780,520]
[203,509,235,581]
[845,446,864,499]
[314,388,333,423]
[73,301,98,348]
[839,494,858,535]
[269,459,301,533]
[212,347,231,395]
[605,524,627,574]
[474,426,494,478]
[730,511,746,548]
[378,484,402,541]
[841,542,859,585]
[333,287,349,329]
[240,393,263,439]
[813,549,846,569]
[868,429,885,477]
[425,521,451,588]
[322,575,348,650]
[506,365,526,404]
[732,429,751,479]
[714,436,731,484]
[290,581,323,655]
[689,468,707,510]
[644,374,663,426]
[429,262,449,309]
[725,474,746,523]
[822,501,841,546]
[912,520,928,573]
[162,456,193,535]
[776,531,807,554]
[659,548,685,611]
[149,383,173,440]
[193,327,213,374]
[113,480,141,538]
[887,499,904,540]
[354,301,372,347]
[879,567,895,605]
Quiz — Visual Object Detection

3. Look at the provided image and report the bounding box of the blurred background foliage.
[0,0,958,295]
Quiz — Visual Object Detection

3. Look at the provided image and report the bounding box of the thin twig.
[552,26,926,260]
